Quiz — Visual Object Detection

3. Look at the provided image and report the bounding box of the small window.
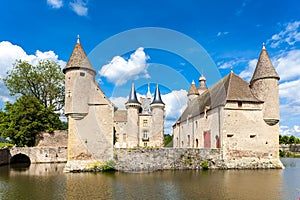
[250,134,256,138]
[144,142,147,147]
[143,131,148,139]
[227,134,234,138]
[143,120,148,127]
[123,133,126,141]
[80,72,85,77]
[238,102,242,108]
[187,135,190,147]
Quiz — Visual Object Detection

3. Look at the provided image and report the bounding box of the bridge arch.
[10,153,31,165]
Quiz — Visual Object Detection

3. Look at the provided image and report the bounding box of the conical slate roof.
[151,84,164,105]
[127,82,140,104]
[63,36,95,74]
[188,81,199,96]
[250,45,279,84]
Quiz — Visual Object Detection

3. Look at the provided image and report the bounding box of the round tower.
[63,36,96,120]
[198,74,207,95]
[125,82,141,147]
[250,44,280,125]
[187,80,199,105]
[150,84,165,147]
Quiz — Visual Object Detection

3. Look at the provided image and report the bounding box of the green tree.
[164,134,173,147]
[281,135,289,144]
[3,60,64,111]
[0,96,65,147]
[289,135,296,144]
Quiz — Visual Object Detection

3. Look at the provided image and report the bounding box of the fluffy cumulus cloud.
[268,21,300,48]
[238,59,257,81]
[69,0,88,16]
[47,0,63,9]
[280,125,300,137]
[0,41,66,106]
[99,47,150,86]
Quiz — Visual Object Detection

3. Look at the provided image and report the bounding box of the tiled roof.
[178,72,262,121]
[114,110,127,122]
[250,48,279,84]
[63,41,95,74]
[188,82,199,95]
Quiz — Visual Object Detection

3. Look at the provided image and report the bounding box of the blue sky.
[1,0,300,136]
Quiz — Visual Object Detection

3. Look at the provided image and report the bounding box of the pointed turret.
[146,83,152,99]
[187,80,199,104]
[250,44,280,125]
[127,82,140,104]
[250,43,280,84]
[150,84,165,146]
[63,35,96,75]
[198,74,207,95]
[151,84,164,105]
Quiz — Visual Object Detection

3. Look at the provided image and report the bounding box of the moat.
[0,158,299,200]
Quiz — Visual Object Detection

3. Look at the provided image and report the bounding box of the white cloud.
[69,0,88,16]
[0,41,66,105]
[217,31,229,37]
[280,125,300,137]
[99,47,150,86]
[268,21,300,48]
[47,0,63,9]
[238,59,257,81]
[110,96,128,110]
[274,50,300,81]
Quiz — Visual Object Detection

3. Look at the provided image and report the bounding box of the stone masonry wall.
[113,148,283,172]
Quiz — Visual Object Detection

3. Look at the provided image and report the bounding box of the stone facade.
[173,45,283,167]
[114,83,165,148]
[114,148,283,171]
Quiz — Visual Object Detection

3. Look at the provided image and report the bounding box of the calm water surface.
[0,158,299,200]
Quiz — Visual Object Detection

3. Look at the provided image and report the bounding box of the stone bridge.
[8,147,67,164]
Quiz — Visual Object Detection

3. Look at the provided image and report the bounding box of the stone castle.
[173,44,281,161]
[63,38,283,171]
[63,38,165,170]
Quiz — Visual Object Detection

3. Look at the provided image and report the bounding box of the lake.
[0,158,299,200]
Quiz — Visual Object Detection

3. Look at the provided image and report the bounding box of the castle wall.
[150,106,164,147]
[114,148,283,171]
[173,107,223,149]
[126,107,140,147]
[222,101,280,160]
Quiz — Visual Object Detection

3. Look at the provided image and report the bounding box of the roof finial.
[147,83,151,98]
[77,35,80,44]
[262,42,266,50]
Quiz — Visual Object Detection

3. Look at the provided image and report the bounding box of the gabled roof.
[63,38,95,74]
[177,72,262,121]
[250,46,280,84]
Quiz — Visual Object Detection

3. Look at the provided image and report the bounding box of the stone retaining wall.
[113,148,283,172]
[280,144,300,152]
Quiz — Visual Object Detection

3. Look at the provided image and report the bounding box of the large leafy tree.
[0,96,66,147]
[3,60,64,111]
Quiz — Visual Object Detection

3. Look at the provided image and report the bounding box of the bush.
[102,160,115,172]
[201,160,209,170]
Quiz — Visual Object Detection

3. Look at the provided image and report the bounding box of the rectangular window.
[238,101,242,108]
[144,142,147,147]
[143,131,148,139]
[123,133,126,141]
[143,120,148,127]
[80,72,85,77]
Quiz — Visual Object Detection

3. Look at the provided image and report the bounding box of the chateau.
[173,44,281,160]
[63,38,165,170]
[63,37,283,171]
